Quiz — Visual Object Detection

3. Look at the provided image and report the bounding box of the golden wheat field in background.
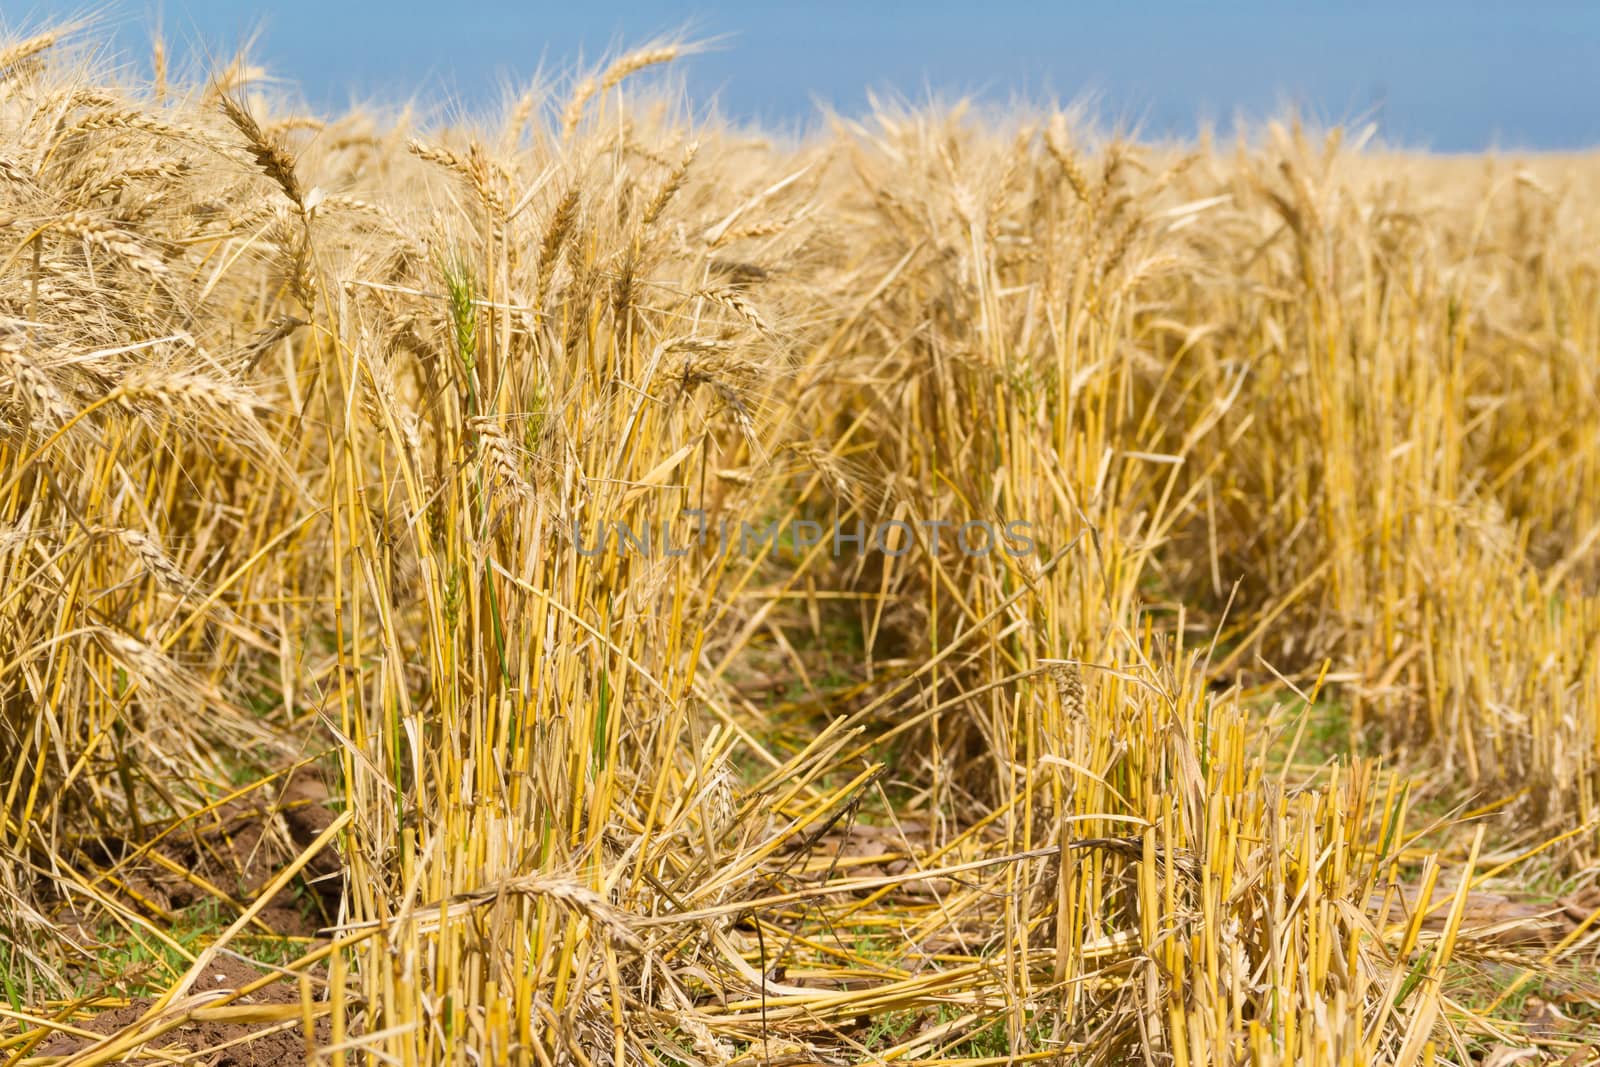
[1,23,1599,1067]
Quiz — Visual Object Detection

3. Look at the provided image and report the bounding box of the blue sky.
[14,2,1600,151]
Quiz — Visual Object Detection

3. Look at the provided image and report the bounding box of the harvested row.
[1,27,1597,1066]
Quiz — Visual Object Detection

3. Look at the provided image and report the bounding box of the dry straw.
[2,22,1599,1067]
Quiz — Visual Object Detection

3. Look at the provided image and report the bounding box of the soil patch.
[35,954,333,1065]
[115,766,343,939]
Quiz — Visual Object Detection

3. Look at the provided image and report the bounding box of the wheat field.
[1,25,1598,1067]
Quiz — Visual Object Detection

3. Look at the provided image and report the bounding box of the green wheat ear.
[442,255,478,374]
[440,254,481,419]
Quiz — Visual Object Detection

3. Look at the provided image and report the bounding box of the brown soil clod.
[35,954,332,1065]
[122,767,344,940]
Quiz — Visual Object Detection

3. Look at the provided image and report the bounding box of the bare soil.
[36,954,332,1065]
